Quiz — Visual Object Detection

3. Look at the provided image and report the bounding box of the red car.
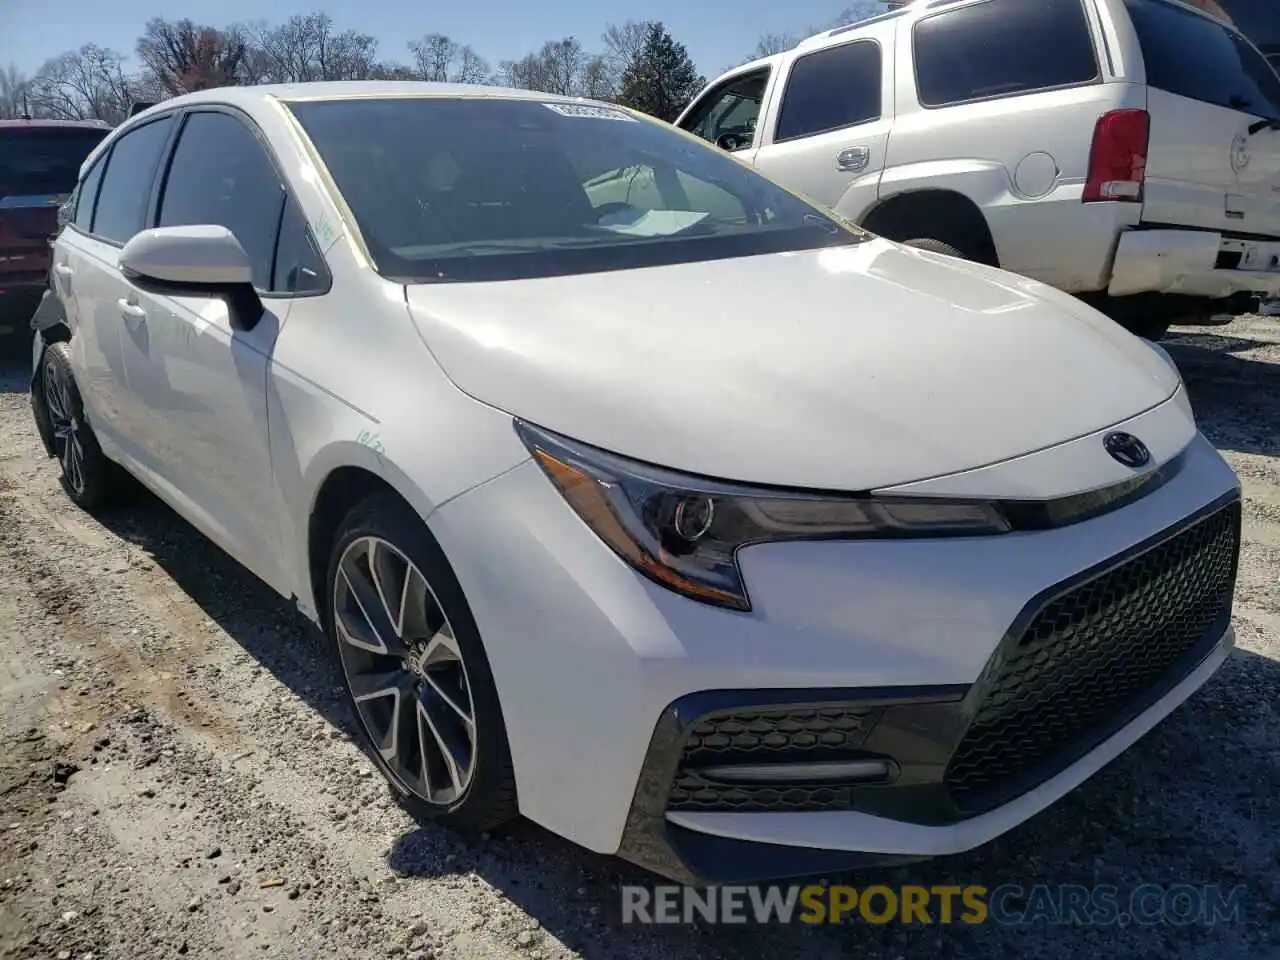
[0,119,110,346]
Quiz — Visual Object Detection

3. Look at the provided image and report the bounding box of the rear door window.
[73,158,107,231]
[913,0,1100,108]
[1125,0,1280,120]
[775,41,882,142]
[0,127,108,200]
[92,115,176,245]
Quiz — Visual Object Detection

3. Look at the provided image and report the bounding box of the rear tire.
[901,238,970,260]
[324,492,518,832]
[40,342,124,511]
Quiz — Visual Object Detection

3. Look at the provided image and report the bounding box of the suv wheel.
[325,493,518,831]
[901,238,970,260]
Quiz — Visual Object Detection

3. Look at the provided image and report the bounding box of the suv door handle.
[53,263,73,277]
[837,146,871,173]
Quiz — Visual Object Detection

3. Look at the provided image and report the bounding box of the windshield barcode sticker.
[543,103,637,121]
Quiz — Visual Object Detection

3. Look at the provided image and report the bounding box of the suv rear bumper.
[1108,229,1280,299]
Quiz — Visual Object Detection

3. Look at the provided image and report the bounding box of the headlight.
[516,423,1010,612]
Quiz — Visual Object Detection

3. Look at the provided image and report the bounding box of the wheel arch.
[860,188,1000,267]
[305,463,425,628]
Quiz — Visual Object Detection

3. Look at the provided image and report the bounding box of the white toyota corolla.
[30,82,1241,884]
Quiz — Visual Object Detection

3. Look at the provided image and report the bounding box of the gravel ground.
[0,317,1277,960]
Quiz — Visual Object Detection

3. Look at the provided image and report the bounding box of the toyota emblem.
[1104,432,1151,469]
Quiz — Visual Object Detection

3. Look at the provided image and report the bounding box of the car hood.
[404,239,1181,491]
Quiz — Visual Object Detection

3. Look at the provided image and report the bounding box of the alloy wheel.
[333,535,478,805]
[43,353,86,496]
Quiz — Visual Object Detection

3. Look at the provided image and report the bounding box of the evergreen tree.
[616,23,704,122]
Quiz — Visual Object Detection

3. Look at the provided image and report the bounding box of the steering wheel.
[716,133,744,152]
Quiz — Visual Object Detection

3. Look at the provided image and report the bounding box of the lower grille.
[944,500,1240,813]
[667,706,879,813]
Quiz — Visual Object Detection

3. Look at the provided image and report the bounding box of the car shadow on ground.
[1164,329,1280,458]
[88,482,1278,958]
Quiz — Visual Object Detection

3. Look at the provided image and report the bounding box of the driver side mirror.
[120,225,263,330]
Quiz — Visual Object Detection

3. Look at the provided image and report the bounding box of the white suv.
[677,0,1280,339]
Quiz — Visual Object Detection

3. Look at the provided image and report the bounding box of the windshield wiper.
[1248,117,1280,136]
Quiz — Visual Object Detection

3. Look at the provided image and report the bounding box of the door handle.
[118,298,147,327]
[53,263,73,276]
[837,146,871,173]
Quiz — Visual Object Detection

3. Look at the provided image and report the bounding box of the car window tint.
[0,126,107,198]
[74,157,106,231]
[288,96,863,284]
[92,115,175,244]
[776,41,882,142]
[271,197,329,294]
[685,70,770,151]
[158,111,286,290]
[1125,0,1280,120]
[914,0,1099,108]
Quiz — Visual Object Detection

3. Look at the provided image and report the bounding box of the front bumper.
[618,493,1238,883]
[430,428,1241,883]
[1108,228,1280,299]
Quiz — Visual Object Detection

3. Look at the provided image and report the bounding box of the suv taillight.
[1083,109,1150,204]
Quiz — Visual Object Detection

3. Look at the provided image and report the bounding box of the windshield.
[286,97,865,283]
[0,127,108,200]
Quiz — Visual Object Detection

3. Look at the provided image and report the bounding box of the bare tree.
[829,1,894,26]
[136,18,249,93]
[453,46,491,84]
[316,23,379,80]
[498,53,552,92]
[0,63,30,119]
[242,13,378,82]
[579,55,614,100]
[409,33,456,81]
[539,38,586,96]
[752,32,796,58]
[601,20,652,94]
[27,45,134,123]
[370,62,418,81]
[408,34,490,84]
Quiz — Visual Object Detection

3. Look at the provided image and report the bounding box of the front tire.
[325,493,518,831]
[40,341,119,511]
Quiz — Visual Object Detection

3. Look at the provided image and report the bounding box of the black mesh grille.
[668,778,861,812]
[944,501,1240,813]
[668,706,878,812]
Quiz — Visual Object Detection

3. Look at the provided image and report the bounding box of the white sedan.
[30,81,1241,885]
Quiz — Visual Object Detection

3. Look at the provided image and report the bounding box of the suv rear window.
[913,0,1100,108]
[1125,0,1280,121]
[0,127,108,200]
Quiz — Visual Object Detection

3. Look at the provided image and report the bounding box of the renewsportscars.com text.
[621,883,1248,927]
